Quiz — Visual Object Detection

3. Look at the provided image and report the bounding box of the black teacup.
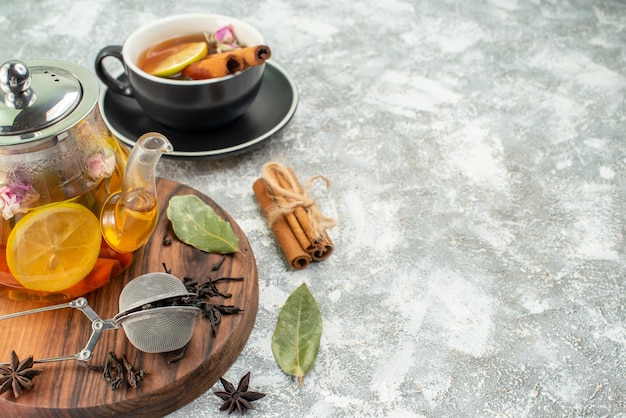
[95,14,266,131]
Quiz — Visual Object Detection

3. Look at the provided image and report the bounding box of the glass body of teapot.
[0,60,133,301]
[0,109,132,301]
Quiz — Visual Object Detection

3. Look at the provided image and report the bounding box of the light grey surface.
[2,0,626,417]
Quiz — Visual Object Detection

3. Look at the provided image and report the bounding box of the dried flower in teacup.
[205,25,245,53]
[216,25,236,44]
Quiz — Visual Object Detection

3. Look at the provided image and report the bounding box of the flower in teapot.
[86,152,116,181]
[0,180,40,220]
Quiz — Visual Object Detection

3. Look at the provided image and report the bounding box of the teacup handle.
[94,45,134,97]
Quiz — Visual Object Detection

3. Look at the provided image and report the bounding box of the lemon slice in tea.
[147,41,208,77]
[6,202,102,292]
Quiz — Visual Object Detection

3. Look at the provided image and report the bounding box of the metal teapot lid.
[0,59,99,146]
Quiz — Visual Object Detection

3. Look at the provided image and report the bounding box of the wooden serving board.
[0,178,259,417]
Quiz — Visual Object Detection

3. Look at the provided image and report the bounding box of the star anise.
[0,351,42,398]
[215,372,266,415]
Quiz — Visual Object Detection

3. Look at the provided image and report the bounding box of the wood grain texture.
[0,178,259,417]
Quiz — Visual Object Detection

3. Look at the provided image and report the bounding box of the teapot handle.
[94,45,134,97]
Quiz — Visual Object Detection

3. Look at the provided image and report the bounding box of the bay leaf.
[271,283,322,385]
[166,194,239,254]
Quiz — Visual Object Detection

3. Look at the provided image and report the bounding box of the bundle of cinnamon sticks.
[253,162,336,269]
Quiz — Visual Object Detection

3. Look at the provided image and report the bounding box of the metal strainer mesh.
[116,272,201,353]
[116,306,200,353]
[119,272,194,313]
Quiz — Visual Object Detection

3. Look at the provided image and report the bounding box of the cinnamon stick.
[311,230,334,262]
[281,167,334,261]
[182,53,243,80]
[252,178,311,269]
[272,173,317,253]
[230,45,272,68]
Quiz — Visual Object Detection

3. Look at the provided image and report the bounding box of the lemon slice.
[6,203,102,292]
[148,42,208,77]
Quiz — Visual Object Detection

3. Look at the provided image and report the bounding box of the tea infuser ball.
[115,272,201,353]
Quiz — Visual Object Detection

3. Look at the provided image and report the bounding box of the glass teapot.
[0,60,172,301]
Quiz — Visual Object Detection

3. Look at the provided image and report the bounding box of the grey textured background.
[2,0,626,416]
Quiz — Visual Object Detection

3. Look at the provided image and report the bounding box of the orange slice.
[6,203,102,292]
[147,42,208,77]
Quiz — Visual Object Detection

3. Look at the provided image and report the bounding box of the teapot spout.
[100,132,173,253]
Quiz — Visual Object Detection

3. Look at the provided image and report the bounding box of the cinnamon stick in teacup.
[231,45,272,68]
[182,52,243,80]
[253,178,311,269]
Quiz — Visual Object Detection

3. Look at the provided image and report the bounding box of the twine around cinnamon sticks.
[253,162,336,269]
